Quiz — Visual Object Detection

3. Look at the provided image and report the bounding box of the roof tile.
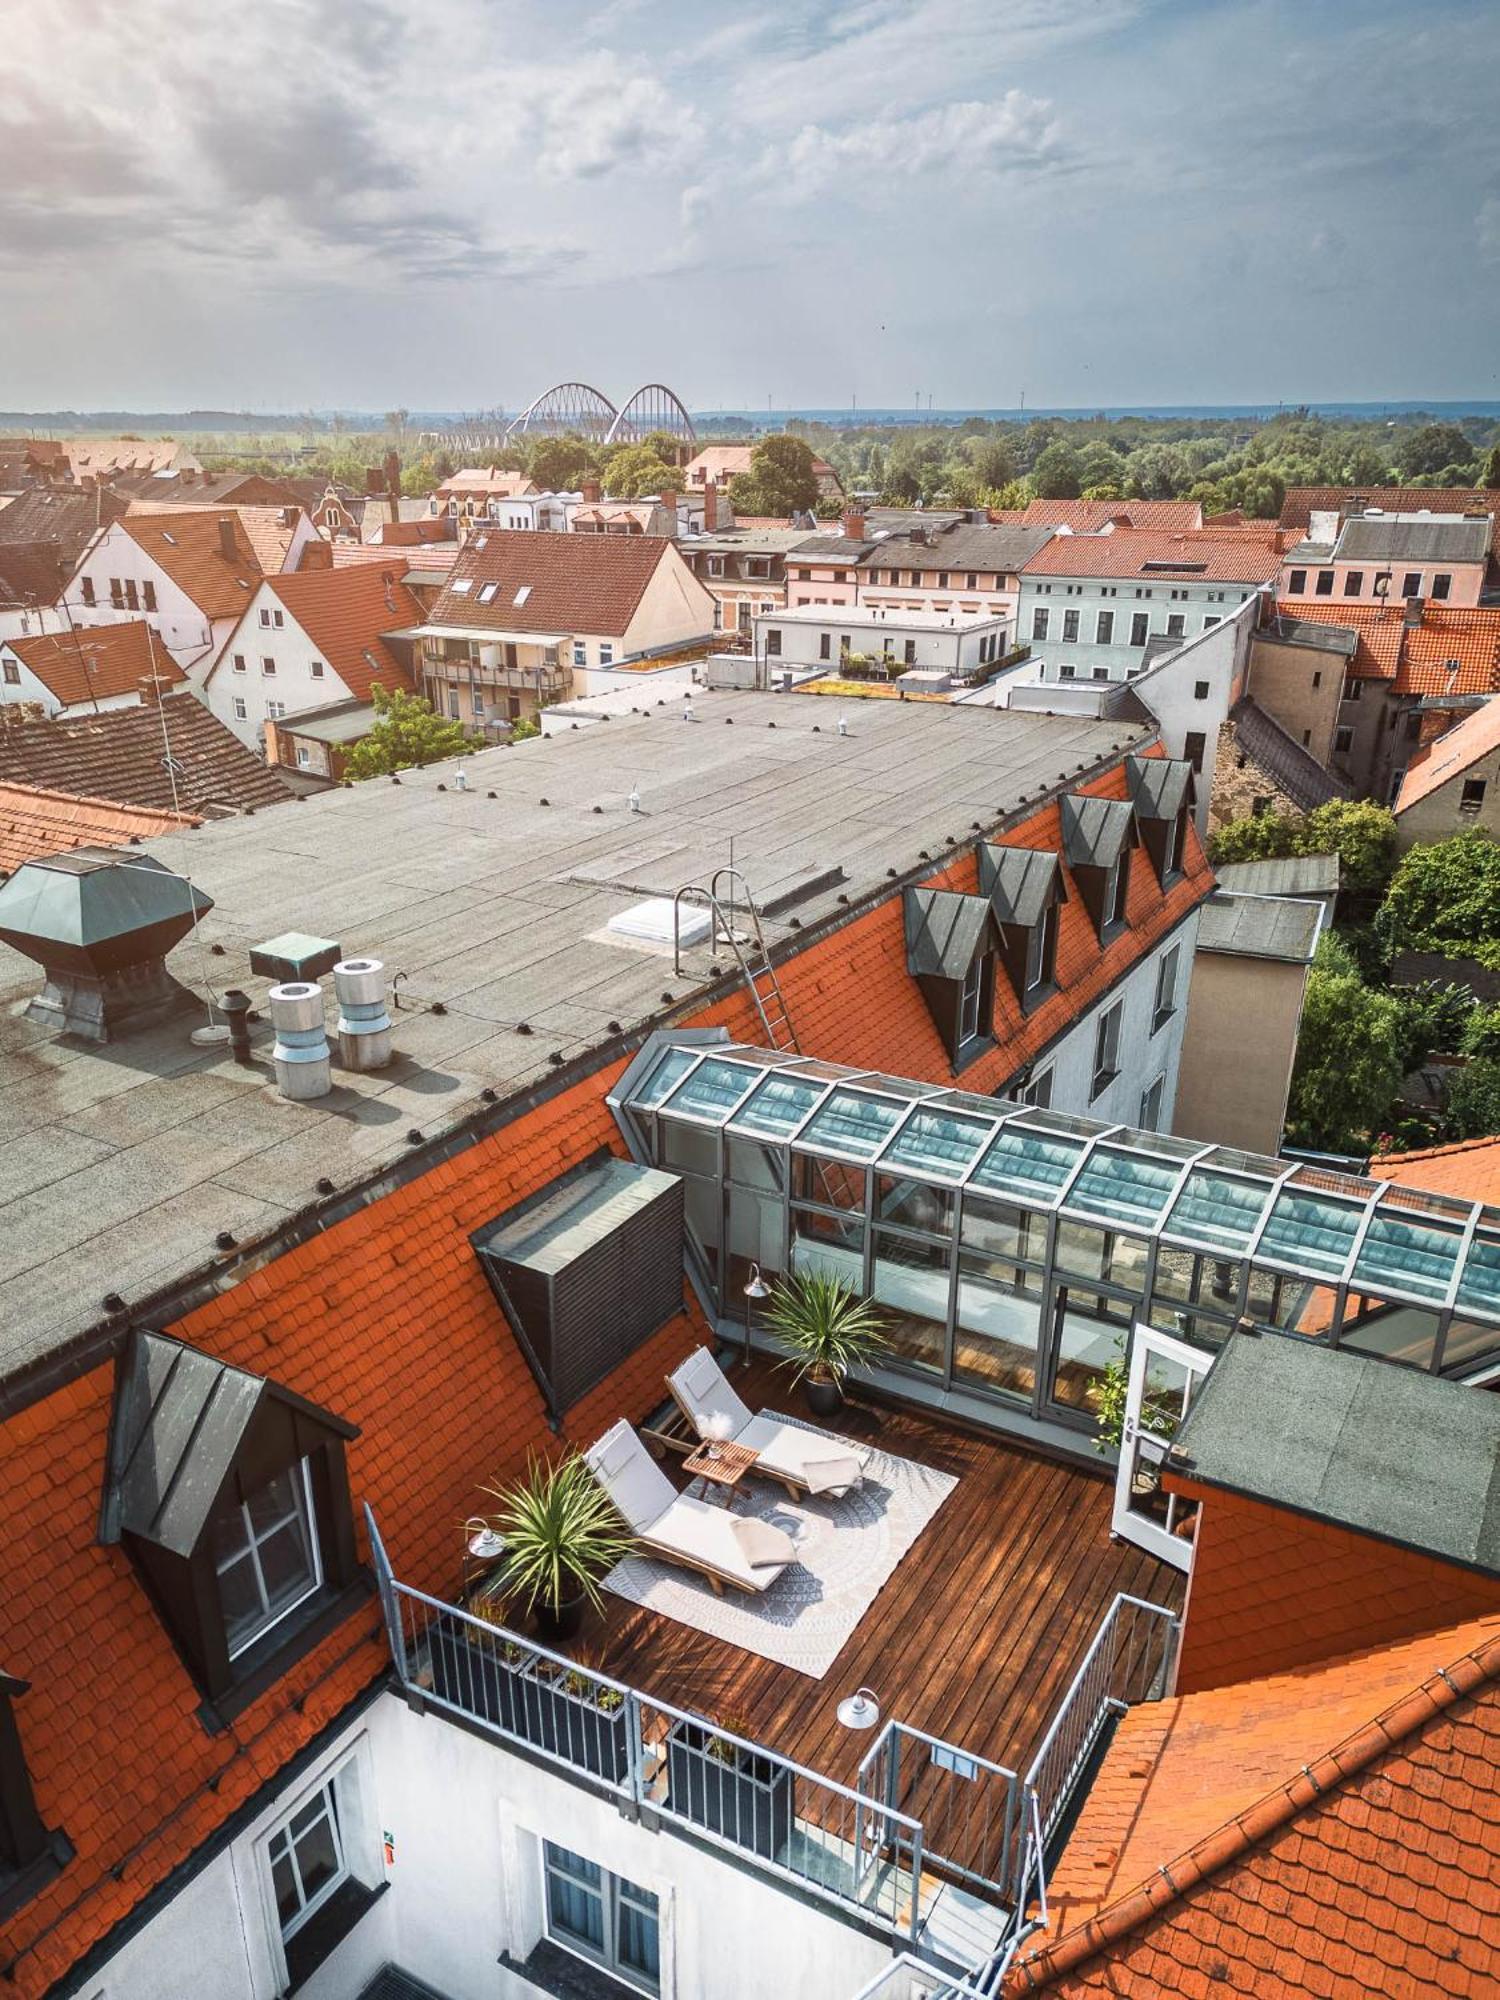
[4,619,184,706]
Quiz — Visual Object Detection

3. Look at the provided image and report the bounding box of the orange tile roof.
[1010,1612,1500,1998]
[117,511,265,618]
[1022,528,1281,583]
[1371,1133,1500,1205]
[1281,486,1500,563]
[0,782,197,874]
[4,619,184,707]
[250,566,422,703]
[1021,499,1204,534]
[429,528,692,639]
[126,498,303,574]
[434,469,539,498]
[330,540,460,572]
[1275,598,1500,694]
[1394,697,1500,812]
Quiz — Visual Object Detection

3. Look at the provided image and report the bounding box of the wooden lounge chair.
[666,1347,869,1501]
[584,1420,797,1597]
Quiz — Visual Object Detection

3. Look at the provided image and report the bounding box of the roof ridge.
[1008,1624,1500,1993]
[1374,1133,1500,1165]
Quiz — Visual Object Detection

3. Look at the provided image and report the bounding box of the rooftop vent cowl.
[0,848,213,1043]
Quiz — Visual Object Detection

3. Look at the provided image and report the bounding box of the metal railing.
[1023,1593,1179,1853]
[367,1507,929,1944]
[859,1722,1027,1905]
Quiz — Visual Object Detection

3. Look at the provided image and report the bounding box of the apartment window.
[1032,607,1049,642]
[80,576,96,606]
[2,660,17,685]
[261,657,276,676]
[472,692,486,718]
[937,572,950,588]
[1102,854,1128,932]
[1334,726,1354,754]
[1314,571,1334,596]
[1139,1075,1166,1132]
[901,639,915,665]
[1312,670,1322,688]
[1203,616,1221,628]
[296,745,313,769]
[765,628,782,656]
[310,660,325,679]
[449,691,461,718]
[124,580,139,610]
[273,609,284,629]
[1402,572,1422,598]
[958,955,985,1044]
[232,697,247,721]
[1166,614,1185,638]
[1091,1001,1123,1101]
[1096,609,1114,644]
[572,642,586,666]
[232,652,246,673]
[1193,680,1209,700]
[109,578,124,608]
[1432,573,1452,601]
[966,572,978,589]
[1059,662,1076,680]
[1343,570,1364,596]
[213,1461,321,1661]
[1302,729,1312,747]
[1130,612,1149,646]
[259,608,272,627]
[1344,678,1364,701]
[819,632,831,661]
[1062,610,1080,643]
[1015,1064,1053,1109]
[1287,569,1306,594]
[265,700,285,720]
[599,645,614,665]
[1092,667,1110,682]
[142,581,157,613]
[1024,901,1058,1001]
[1461,778,1487,813]
[1152,943,1180,1032]
[544,1844,660,1995]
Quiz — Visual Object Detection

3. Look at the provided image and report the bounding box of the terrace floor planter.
[666,1719,794,1861]
[426,1621,630,1781]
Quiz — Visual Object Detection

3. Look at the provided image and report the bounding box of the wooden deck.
[575,1357,1184,1796]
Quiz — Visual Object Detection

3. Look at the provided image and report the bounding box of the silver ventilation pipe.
[268,981,332,1099]
[333,957,392,1071]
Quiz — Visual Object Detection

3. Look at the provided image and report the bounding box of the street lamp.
[742,1261,771,1366]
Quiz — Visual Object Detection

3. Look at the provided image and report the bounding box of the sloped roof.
[434,469,539,498]
[1022,529,1281,583]
[126,499,304,575]
[0,703,294,815]
[63,437,194,479]
[1372,1134,1500,1206]
[1279,600,1500,695]
[1212,852,1340,899]
[0,784,197,876]
[1396,697,1500,813]
[903,886,997,977]
[1196,890,1323,963]
[1336,515,1491,565]
[1060,793,1136,869]
[0,487,129,567]
[5,620,184,706]
[428,528,688,638]
[862,522,1053,574]
[1009,1612,1500,1997]
[1226,697,1352,812]
[1281,486,1500,562]
[116,511,264,618]
[331,540,460,574]
[978,845,1063,927]
[1126,753,1194,822]
[0,543,68,607]
[1021,499,1204,534]
[248,566,422,702]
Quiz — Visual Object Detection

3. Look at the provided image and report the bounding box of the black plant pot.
[802,1373,843,1419]
[535,1591,587,1644]
[515,1669,632,1782]
[666,1719,794,1860]
[428,1614,522,1732]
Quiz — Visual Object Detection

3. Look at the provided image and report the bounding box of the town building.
[110,468,309,511]
[1392,694,1500,846]
[0,698,295,816]
[429,469,541,526]
[201,566,423,751]
[684,443,844,501]
[62,511,271,677]
[677,523,811,637]
[1017,532,1280,685]
[755,603,1010,683]
[123,498,319,576]
[58,436,203,482]
[1280,484,1500,581]
[0,618,187,717]
[786,515,1051,626]
[1281,510,1491,608]
[1020,498,1206,535]
[419,529,716,730]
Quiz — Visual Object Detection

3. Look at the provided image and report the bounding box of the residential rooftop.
[0,691,1148,1381]
[1211,852,1340,899]
[761,603,1009,632]
[1195,889,1324,963]
[1021,529,1281,583]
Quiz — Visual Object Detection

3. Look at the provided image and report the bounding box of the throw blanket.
[797,1451,864,1496]
[730,1515,798,1568]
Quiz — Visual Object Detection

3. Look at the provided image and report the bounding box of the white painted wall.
[1021,568,1265,684]
[203,584,360,749]
[1126,603,1257,837]
[754,609,1009,675]
[63,520,226,679]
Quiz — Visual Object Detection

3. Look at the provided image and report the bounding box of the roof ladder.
[671,869,801,1054]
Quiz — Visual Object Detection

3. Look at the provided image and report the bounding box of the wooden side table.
[682,1438,759,1507]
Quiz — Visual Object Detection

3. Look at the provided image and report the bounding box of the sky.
[4,0,1499,413]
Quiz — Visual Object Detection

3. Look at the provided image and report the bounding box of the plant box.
[427,1614,523,1733]
[666,1719,794,1860]
[513,1667,632,1783]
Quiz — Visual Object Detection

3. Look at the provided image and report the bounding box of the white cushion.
[739,1414,868,1494]
[668,1346,752,1440]
[645,1494,791,1591]
[585,1420,675,1533]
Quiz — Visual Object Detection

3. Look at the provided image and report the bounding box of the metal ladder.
[672,867,801,1053]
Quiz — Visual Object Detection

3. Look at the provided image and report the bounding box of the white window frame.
[1095,609,1114,644]
[310,659,325,679]
[1016,1063,1053,1109]
[599,643,614,666]
[1024,901,1056,999]
[1091,999,1123,1101]
[542,1843,660,1996]
[232,696,248,721]
[572,641,587,666]
[232,653,247,673]
[213,1457,321,1661]
[958,956,984,1045]
[265,699,286,721]
[268,1776,347,1944]
[1152,942,1180,1033]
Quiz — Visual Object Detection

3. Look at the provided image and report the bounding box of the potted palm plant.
[481,1453,636,1643]
[764,1268,889,1418]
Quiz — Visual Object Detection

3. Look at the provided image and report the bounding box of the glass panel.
[1258,1187,1364,1276]
[1457,1234,1500,1319]
[1440,1316,1500,1372]
[1340,1297,1440,1369]
[793,1151,865,1212]
[790,1208,864,1287]
[618,1890,661,1983]
[875,1176,955,1234]
[726,1139,782,1192]
[1351,1212,1463,1304]
[1055,1221,1147,1292]
[1165,1168,1276,1251]
[217,1555,263,1649]
[1067,1146,1181,1229]
[953,1250,1042,1401]
[731,1071,826,1138]
[634,1045,697,1109]
[799,1089,907,1159]
[971,1126,1087,1201]
[959,1195,1048,1264]
[1244,1264,1315,1331]
[660,1118,717,1177]
[726,1188,782,1300]
[880,1108,995,1180]
[662,1057,762,1123]
[682,1175,720,1277]
[1050,1286,1134,1414]
[1146,1301,1234,1351]
[871,1231,950,1376]
[1152,1246,1242,1312]
[258,1518,317,1617]
[272,1852,300,1929]
[1118,1344,1204,1544]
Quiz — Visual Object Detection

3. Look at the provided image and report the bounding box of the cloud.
[774,94,1067,185]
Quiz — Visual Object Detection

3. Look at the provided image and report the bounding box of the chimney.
[299,537,332,572]
[581,478,601,504]
[703,480,719,532]
[137,673,164,709]
[659,490,679,531]
[333,957,392,1070]
[268,982,332,1100]
[217,517,237,562]
[1405,594,1425,629]
[384,451,402,526]
[843,507,867,541]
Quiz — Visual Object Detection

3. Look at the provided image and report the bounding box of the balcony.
[366,1363,1180,1990]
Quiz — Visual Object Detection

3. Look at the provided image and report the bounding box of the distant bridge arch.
[605,384,697,445]
[504,382,620,441]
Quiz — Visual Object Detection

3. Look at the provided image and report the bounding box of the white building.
[62,511,275,680]
[0,617,188,717]
[755,603,1010,682]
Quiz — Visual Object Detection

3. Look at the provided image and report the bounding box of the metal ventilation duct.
[0,848,213,1042]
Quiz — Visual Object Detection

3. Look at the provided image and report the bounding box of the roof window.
[514,585,533,606]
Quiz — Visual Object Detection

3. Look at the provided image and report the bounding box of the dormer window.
[979,845,1066,1013]
[0,1672,71,1921]
[101,1333,363,1724]
[1126,753,1195,886]
[904,887,1001,1069]
[1060,796,1138,944]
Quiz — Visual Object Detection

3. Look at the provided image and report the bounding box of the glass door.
[1110,1326,1214,1570]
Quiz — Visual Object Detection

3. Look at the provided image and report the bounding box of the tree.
[1286,938,1405,1152]
[728,433,821,516]
[604,445,680,499]
[962,435,1015,492]
[1481,443,1500,489]
[525,437,591,491]
[344,684,481,780]
[1389,981,1474,1074]
[1030,442,1082,499]
[1376,829,1500,970]
[1395,423,1476,481]
[1206,800,1396,899]
[1443,1058,1500,1141]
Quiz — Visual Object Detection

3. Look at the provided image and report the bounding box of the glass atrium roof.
[618,1041,1500,1333]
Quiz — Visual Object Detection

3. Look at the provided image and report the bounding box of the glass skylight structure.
[611,1042,1500,1440]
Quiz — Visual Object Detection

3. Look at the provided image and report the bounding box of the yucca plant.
[480,1453,635,1639]
[763,1268,889,1413]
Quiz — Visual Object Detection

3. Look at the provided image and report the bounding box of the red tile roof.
[330,541,460,572]
[1276,600,1500,694]
[5,619,184,707]
[428,528,695,639]
[1021,528,1281,583]
[0,542,69,607]
[126,499,303,575]
[116,510,265,618]
[1394,697,1500,812]
[1021,499,1204,534]
[244,566,422,702]
[1009,1613,1500,1998]
[1371,1133,1500,1205]
[0,701,295,814]
[1281,486,1500,563]
[0,783,197,874]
